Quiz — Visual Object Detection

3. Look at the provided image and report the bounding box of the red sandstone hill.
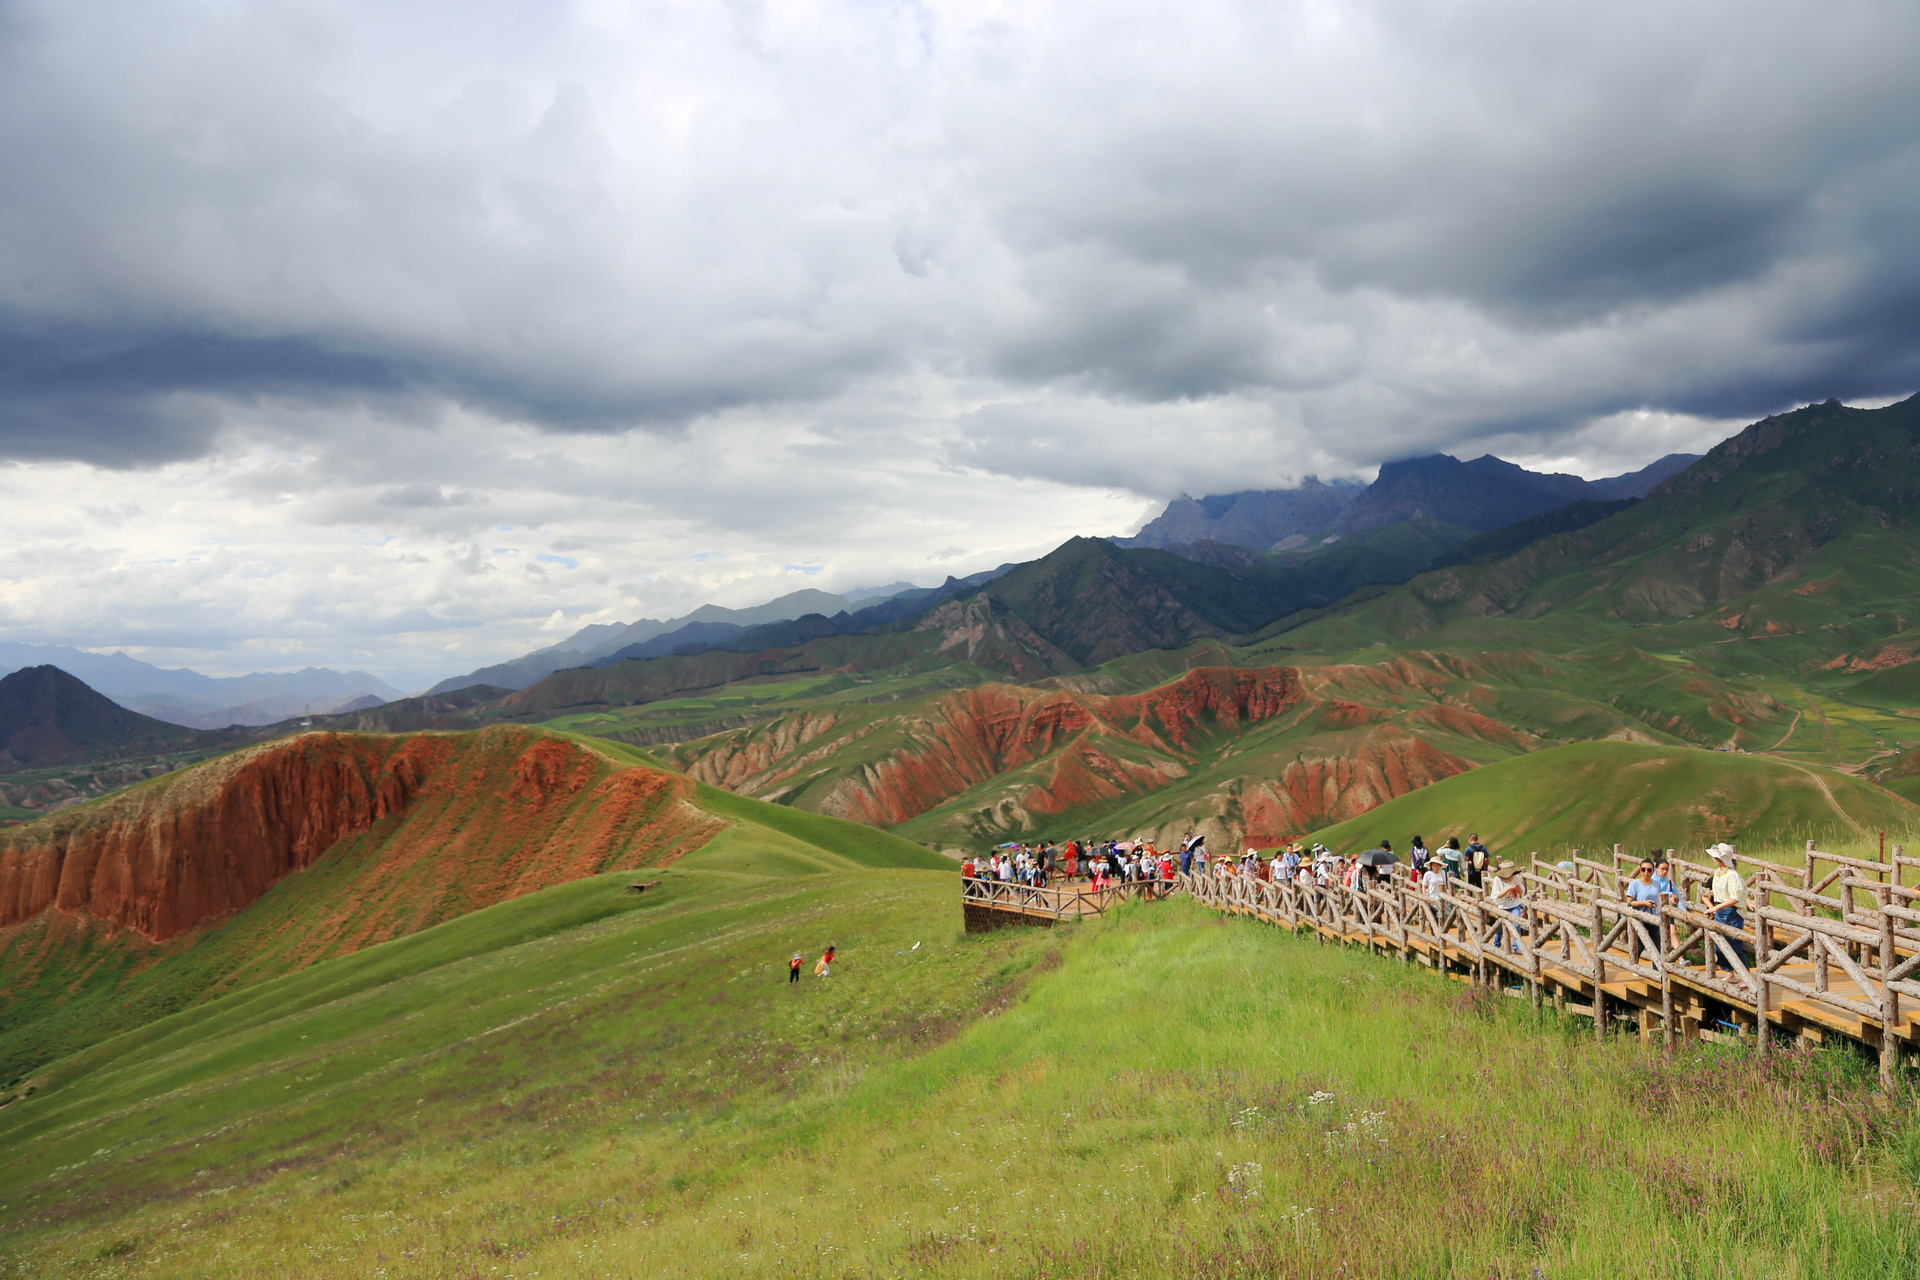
[656,657,1604,850]
[669,666,1320,835]
[0,726,719,948]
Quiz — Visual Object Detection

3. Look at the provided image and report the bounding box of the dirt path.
[1776,760,1871,835]
[1762,708,1804,752]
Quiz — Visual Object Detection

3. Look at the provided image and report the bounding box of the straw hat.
[1496,859,1517,877]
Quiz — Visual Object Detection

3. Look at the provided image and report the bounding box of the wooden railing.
[961,874,1175,922]
[1180,840,1919,1086]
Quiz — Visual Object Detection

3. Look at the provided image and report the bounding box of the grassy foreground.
[5,879,1920,1276]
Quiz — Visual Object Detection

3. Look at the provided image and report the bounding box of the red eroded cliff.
[806,667,1303,828]
[0,727,719,944]
[1238,729,1475,845]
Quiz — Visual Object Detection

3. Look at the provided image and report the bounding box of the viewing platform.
[960,875,1173,932]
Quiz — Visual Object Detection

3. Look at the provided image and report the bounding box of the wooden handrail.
[1171,856,1917,1087]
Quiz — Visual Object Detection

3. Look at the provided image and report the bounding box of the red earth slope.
[675,666,1310,829]
[0,726,719,946]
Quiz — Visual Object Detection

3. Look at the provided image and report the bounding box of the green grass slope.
[1305,740,1920,857]
[0,728,950,1092]
[4,884,1918,1276]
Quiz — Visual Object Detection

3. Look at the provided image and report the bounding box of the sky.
[2,0,1918,689]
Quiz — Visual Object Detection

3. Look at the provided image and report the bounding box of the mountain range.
[9,400,1920,858]
[1121,450,1697,552]
[0,643,402,729]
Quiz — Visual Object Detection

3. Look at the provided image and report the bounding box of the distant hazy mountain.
[0,644,401,729]
[0,666,199,772]
[587,565,1020,667]
[1115,478,1364,551]
[1123,452,1699,551]
[430,586,933,695]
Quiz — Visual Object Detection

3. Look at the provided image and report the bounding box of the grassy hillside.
[1304,740,1920,857]
[0,726,948,1091]
[3,876,1918,1276]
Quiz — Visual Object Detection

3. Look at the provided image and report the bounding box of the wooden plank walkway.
[1174,840,1920,1085]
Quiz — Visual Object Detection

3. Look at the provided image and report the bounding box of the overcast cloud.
[1,0,1917,685]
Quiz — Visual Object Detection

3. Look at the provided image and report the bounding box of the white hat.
[1708,843,1735,862]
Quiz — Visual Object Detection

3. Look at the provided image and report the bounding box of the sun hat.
[1496,860,1517,877]
[1708,843,1734,862]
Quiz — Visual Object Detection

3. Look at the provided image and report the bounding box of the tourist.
[1179,832,1197,876]
[1441,837,1464,879]
[1410,835,1430,875]
[1489,860,1526,952]
[1466,834,1489,889]
[1421,856,1447,898]
[1624,861,1661,912]
[789,951,804,984]
[815,944,836,978]
[1705,844,1750,963]
[1652,857,1679,904]
[1281,844,1302,884]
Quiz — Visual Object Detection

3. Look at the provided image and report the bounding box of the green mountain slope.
[0,726,946,1089]
[3,869,1913,1276]
[1304,740,1918,856]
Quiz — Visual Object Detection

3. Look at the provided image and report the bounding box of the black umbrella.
[1357,848,1399,867]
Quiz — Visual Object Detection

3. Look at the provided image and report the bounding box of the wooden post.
[1880,885,1902,1091]
[1660,905,1676,1052]
[1527,899,1543,1014]
[1755,894,1772,1059]
[1592,898,1607,1044]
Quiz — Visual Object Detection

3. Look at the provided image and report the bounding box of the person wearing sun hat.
[1489,858,1527,952]
[1705,843,1750,963]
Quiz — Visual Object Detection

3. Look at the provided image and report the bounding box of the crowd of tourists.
[960,832,1751,938]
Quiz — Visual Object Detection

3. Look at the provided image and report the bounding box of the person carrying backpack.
[1466,834,1489,889]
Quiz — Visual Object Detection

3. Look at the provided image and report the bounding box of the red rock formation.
[0,727,719,945]
[1238,730,1476,844]
[702,666,1304,829]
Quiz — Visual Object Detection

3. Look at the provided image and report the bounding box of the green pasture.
[4,881,1919,1278]
[1304,740,1920,858]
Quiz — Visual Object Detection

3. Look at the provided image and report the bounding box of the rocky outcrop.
[0,727,719,944]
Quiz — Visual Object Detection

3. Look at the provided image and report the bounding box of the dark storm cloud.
[1,0,1918,478]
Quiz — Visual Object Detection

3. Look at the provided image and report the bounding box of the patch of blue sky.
[536,554,578,569]
[783,563,823,574]
[689,551,727,562]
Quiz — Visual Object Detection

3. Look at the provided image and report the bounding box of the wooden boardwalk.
[1176,841,1920,1086]
[961,876,1168,931]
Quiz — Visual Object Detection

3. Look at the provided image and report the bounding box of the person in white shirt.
[1488,859,1526,952]
[1421,861,1447,898]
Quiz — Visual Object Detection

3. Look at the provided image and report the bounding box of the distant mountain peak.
[1123,450,1699,553]
[0,665,196,773]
